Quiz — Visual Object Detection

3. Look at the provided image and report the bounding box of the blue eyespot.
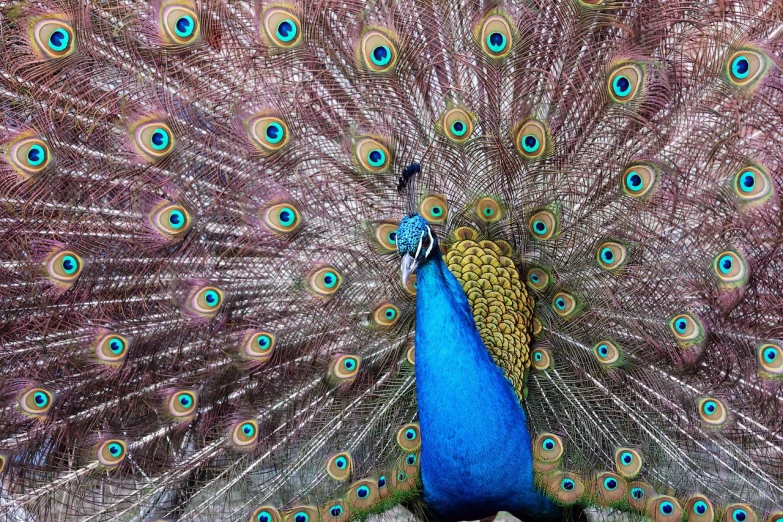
[108,443,122,456]
[150,129,170,151]
[620,452,633,465]
[597,344,609,357]
[168,209,185,229]
[178,394,193,408]
[530,273,540,283]
[257,334,271,350]
[718,255,733,274]
[534,352,542,361]
[631,487,644,499]
[659,501,674,515]
[109,338,125,354]
[486,32,507,53]
[704,401,717,414]
[675,319,687,334]
[257,511,272,522]
[431,206,443,216]
[603,477,618,490]
[357,485,370,498]
[322,272,338,288]
[533,220,547,234]
[694,501,707,515]
[406,453,416,465]
[560,478,575,491]
[371,45,391,66]
[733,509,747,522]
[61,255,79,275]
[204,290,220,307]
[265,122,284,144]
[241,423,255,436]
[34,392,48,406]
[175,15,195,38]
[26,144,46,166]
[329,505,343,517]
[294,512,308,522]
[522,135,539,153]
[378,475,386,488]
[367,149,386,167]
[764,347,778,363]
[450,121,467,137]
[277,207,295,227]
[405,428,417,440]
[343,357,356,371]
[555,297,566,310]
[276,20,297,42]
[335,457,347,469]
[48,28,70,52]
[739,171,756,192]
[612,75,632,97]
[626,171,643,191]
[542,438,555,451]
[731,56,750,79]
[601,248,614,262]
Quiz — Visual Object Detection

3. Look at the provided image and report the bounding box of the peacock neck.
[414,250,560,521]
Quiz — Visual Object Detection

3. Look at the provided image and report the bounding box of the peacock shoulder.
[445,227,534,401]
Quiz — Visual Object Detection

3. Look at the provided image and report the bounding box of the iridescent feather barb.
[1,0,783,521]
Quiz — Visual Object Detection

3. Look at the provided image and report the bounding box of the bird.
[0,0,782,521]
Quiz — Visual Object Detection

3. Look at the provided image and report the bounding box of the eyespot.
[533,433,563,463]
[326,452,352,481]
[151,203,191,237]
[329,354,361,384]
[712,249,749,289]
[308,267,343,296]
[190,286,224,316]
[374,223,398,251]
[321,502,349,521]
[7,136,52,178]
[546,472,584,504]
[597,241,628,271]
[515,120,548,159]
[668,313,705,347]
[726,49,768,87]
[595,472,626,505]
[441,107,475,142]
[95,332,129,366]
[378,475,387,488]
[406,344,415,365]
[347,479,379,508]
[251,506,281,522]
[531,347,552,371]
[529,209,558,240]
[160,3,200,45]
[622,163,658,198]
[593,341,620,366]
[733,165,774,207]
[359,29,397,72]
[725,504,757,522]
[97,439,127,466]
[263,203,301,234]
[372,301,400,328]
[167,390,197,419]
[551,291,577,317]
[685,495,715,522]
[261,7,302,48]
[355,137,390,173]
[247,116,289,154]
[698,397,729,428]
[19,388,54,417]
[526,267,550,292]
[627,482,655,512]
[45,249,83,285]
[131,121,175,163]
[475,197,502,223]
[32,19,75,59]
[650,497,682,520]
[420,195,448,223]
[758,341,783,376]
[396,423,420,451]
[607,63,643,103]
[230,420,259,448]
[243,331,276,362]
[613,448,642,479]
[532,318,543,335]
[477,13,513,58]
[284,507,317,522]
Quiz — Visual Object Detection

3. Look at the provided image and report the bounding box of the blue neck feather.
[414,249,560,521]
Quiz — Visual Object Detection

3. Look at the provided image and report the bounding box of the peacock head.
[397,213,438,286]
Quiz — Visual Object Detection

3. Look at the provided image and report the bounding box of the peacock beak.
[400,253,418,287]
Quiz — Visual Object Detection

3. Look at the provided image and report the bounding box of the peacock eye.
[551,291,577,317]
[98,440,127,466]
[32,19,75,59]
[694,501,707,514]
[263,203,301,234]
[477,13,513,58]
[526,267,550,291]
[357,485,370,497]
[698,397,729,427]
[531,347,551,371]
[168,390,198,418]
[243,331,276,362]
[191,286,224,316]
[660,502,674,515]
[96,333,129,365]
[151,203,191,237]
[533,433,563,462]
[597,241,628,271]
[528,209,557,240]
[725,505,756,522]
[420,195,449,223]
[373,301,400,327]
[476,197,502,223]
[45,249,83,285]
[247,116,290,154]
[360,30,398,72]
[668,312,705,346]
[160,4,200,45]
[726,49,768,87]
[231,420,258,447]
[622,163,659,198]
[327,452,352,480]
[593,341,620,366]
[733,165,773,207]
[355,137,390,172]
[712,249,748,289]
[442,107,474,142]
[7,137,52,178]
[19,388,54,416]
[378,476,386,488]
[294,512,309,522]
[252,507,280,522]
[758,341,782,375]
[308,267,342,296]
[374,223,399,251]
[614,448,642,478]
[329,354,361,384]
[262,7,302,48]
[560,478,575,491]
[607,63,643,103]
[631,488,644,499]
[131,121,175,163]
[405,453,416,465]
[515,120,548,159]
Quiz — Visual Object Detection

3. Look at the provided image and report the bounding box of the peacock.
[1,0,782,521]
